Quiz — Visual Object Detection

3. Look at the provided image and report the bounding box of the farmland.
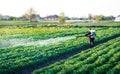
[0,21,120,74]
[33,36,120,74]
[0,20,120,27]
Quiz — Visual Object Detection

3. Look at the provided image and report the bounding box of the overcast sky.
[0,0,120,17]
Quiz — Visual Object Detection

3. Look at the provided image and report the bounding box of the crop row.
[33,36,120,74]
[0,27,109,40]
[0,28,120,74]
[0,27,88,40]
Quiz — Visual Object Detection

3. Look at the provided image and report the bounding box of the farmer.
[85,28,96,47]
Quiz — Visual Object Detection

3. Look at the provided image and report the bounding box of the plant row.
[33,37,120,74]
[0,27,88,40]
[0,28,120,74]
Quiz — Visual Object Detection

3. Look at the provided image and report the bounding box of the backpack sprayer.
[76,30,96,38]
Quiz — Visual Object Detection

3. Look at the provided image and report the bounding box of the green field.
[33,37,120,74]
[0,20,120,27]
[0,21,120,74]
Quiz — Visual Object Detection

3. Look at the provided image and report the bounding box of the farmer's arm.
[85,31,91,37]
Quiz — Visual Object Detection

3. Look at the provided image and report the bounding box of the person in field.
[85,28,96,47]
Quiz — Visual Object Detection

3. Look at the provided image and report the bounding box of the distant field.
[0,20,58,26]
[0,20,120,27]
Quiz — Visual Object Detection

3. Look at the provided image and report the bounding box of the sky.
[0,0,120,17]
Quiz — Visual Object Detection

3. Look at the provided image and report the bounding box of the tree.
[88,14,115,21]
[58,12,65,24]
[0,14,2,20]
[88,14,92,20]
[22,13,29,18]
[92,15,99,21]
[26,8,36,21]
[105,16,115,20]
[9,16,16,20]
[99,15,106,20]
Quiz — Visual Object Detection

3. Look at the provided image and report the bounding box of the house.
[2,16,9,20]
[44,15,59,20]
[114,15,120,22]
[17,17,28,21]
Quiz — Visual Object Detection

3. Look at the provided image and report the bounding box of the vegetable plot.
[33,37,120,74]
[0,27,120,74]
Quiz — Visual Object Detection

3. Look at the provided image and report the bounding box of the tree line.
[0,8,116,24]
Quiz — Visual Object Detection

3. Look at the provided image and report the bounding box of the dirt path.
[19,34,120,74]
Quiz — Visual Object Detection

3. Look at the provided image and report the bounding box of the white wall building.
[2,16,9,20]
[114,15,120,22]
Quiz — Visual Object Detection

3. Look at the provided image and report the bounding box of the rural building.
[17,17,28,21]
[44,15,59,20]
[2,16,9,20]
[114,15,120,22]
